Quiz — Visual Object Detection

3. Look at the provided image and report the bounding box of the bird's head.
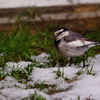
[54,28,69,41]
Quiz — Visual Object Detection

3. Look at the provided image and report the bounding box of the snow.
[0,0,100,8]
[0,53,100,100]
[31,52,51,65]
[5,61,32,72]
[0,76,25,89]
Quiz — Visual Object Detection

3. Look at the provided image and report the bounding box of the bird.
[54,27,100,68]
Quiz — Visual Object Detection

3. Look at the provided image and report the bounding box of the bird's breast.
[57,41,88,57]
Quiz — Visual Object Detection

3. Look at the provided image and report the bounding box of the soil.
[0,17,100,34]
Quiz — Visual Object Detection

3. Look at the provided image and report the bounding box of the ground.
[0,53,100,100]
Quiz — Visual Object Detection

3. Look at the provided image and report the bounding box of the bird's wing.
[64,31,85,41]
[63,30,94,47]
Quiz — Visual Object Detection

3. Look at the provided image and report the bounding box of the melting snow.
[0,53,100,100]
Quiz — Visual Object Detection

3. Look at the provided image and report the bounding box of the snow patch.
[1,53,100,100]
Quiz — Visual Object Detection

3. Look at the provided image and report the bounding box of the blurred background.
[0,0,100,32]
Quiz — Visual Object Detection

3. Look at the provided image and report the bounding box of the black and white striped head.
[54,28,69,41]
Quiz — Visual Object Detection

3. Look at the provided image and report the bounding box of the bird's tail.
[88,42,100,48]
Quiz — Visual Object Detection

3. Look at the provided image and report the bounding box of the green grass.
[53,67,65,78]
[10,63,34,80]
[21,91,46,100]
[76,65,96,76]
[70,95,94,100]
[0,26,34,63]
[0,24,100,67]
[28,81,56,90]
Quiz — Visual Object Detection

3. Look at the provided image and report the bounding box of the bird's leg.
[69,57,73,66]
[82,55,89,68]
[83,55,86,68]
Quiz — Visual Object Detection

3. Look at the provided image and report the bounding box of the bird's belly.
[58,47,87,57]
[59,50,82,57]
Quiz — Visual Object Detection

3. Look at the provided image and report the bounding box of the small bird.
[54,28,100,68]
